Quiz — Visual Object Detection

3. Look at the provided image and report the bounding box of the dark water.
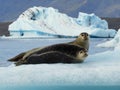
[1,85,120,90]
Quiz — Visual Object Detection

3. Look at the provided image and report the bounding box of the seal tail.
[8,52,26,62]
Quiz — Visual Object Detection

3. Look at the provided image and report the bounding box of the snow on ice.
[8,6,116,38]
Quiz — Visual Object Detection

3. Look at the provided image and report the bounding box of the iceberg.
[97,28,120,47]
[8,6,117,38]
[76,12,108,29]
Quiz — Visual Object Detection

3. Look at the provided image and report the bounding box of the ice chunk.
[97,28,120,47]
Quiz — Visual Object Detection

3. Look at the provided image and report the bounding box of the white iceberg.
[8,6,116,38]
[97,28,120,47]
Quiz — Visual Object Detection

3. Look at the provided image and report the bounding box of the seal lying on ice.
[8,44,88,66]
[8,32,89,63]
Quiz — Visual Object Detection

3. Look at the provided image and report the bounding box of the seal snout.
[84,52,88,57]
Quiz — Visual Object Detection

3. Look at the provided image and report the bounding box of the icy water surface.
[0,38,113,67]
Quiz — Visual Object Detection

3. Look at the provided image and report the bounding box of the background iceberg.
[8,6,116,38]
[97,28,120,47]
[76,12,108,29]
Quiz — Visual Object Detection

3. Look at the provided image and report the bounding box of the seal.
[15,45,88,66]
[68,32,89,51]
[8,32,89,63]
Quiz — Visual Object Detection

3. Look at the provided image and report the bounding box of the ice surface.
[8,6,116,38]
[0,38,119,88]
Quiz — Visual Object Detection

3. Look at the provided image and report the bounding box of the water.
[1,85,120,90]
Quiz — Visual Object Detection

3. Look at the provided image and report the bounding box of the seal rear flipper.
[15,59,28,66]
[8,52,26,62]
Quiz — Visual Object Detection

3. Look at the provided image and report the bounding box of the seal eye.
[79,50,83,54]
[81,34,84,37]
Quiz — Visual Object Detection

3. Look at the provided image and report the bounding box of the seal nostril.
[85,53,88,57]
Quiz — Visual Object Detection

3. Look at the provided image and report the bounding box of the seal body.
[14,44,88,66]
[8,32,89,65]
[15,51,87,65]
[23,44,87,60]
[27,51,76,64]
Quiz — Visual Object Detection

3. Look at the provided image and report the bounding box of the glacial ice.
[8,6,117,38]
[97,28,120,47]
